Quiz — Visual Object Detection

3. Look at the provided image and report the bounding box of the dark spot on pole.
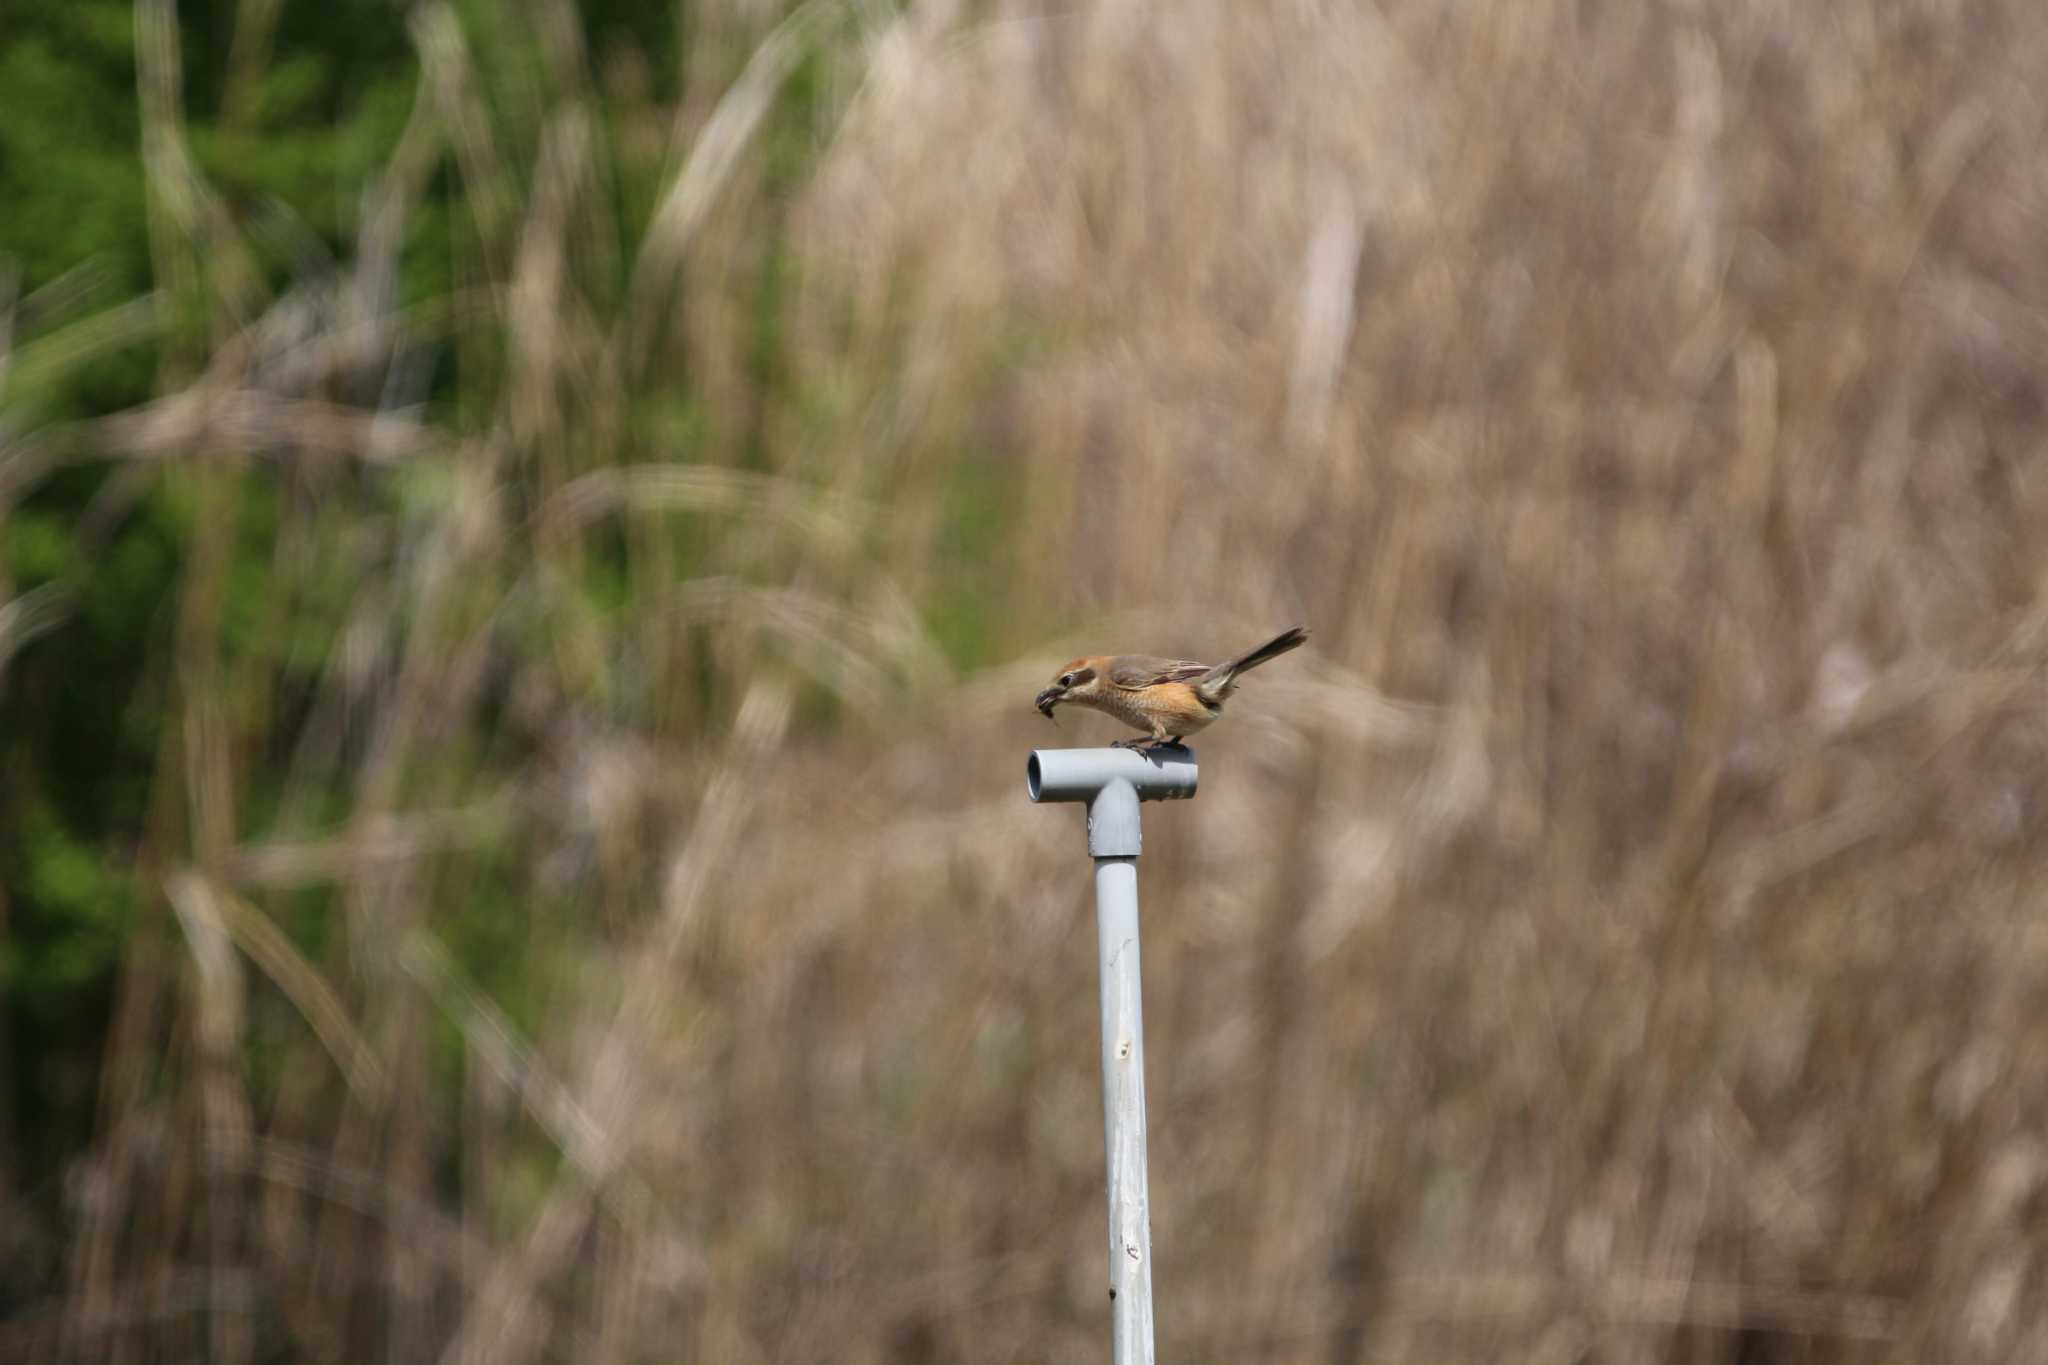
[1109,1289,1117,1301]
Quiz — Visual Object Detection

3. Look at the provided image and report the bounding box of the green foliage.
[0,5,150,297]
[4,508,74,585]
[5,799,133,1009]
[927,442,1018,670]
[0,0,1024,1352]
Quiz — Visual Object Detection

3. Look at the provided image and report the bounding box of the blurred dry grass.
[9,0,2048,1361]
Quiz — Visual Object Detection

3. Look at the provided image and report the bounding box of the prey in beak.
[1035,660,1098,721]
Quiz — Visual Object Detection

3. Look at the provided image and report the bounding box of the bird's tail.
[1201,626,1309,692]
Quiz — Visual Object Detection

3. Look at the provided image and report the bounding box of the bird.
[1034,626,1310,749]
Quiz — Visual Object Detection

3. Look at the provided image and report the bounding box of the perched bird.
[1034,626,1310,749]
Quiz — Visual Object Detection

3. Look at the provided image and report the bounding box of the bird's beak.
[1034,685,1064,718]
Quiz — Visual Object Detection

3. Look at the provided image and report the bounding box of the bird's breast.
[1089,683,1219,734]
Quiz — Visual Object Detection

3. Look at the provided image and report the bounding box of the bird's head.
[1035,657,1105,718]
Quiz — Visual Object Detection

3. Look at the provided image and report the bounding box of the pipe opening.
[1027,752,1044,802]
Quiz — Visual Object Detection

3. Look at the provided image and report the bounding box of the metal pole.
[1028,746,1197,1365]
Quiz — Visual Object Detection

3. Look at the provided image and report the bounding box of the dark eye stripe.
[1070,667,1095,685]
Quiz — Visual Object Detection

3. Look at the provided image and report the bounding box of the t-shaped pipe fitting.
[1026,746,1199,857]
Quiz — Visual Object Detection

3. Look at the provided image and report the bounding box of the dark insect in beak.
[1034,686,1063,718]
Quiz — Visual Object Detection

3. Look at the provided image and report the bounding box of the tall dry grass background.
[7,0,2048,1360]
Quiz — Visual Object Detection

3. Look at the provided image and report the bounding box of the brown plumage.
[1033,626,1309,748]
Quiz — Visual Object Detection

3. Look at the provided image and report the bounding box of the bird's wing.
[1107,656,1210,690]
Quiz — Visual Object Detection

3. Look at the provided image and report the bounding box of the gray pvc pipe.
[1094,855,1155,1364]
[1027,745,1198,858]
[1029,745,1195,1365]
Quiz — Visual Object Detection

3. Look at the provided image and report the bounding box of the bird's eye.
[1059,673,1075,687]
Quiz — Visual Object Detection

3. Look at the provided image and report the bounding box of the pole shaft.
[1093,855,1156,1365]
